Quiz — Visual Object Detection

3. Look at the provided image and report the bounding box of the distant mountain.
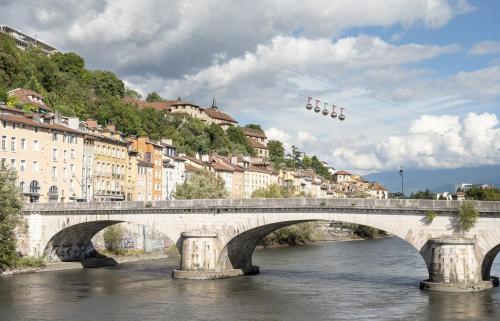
[364,165,500,194]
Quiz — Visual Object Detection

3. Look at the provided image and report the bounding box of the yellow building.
[84,121,129,201]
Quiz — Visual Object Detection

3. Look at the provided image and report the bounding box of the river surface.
[1,237,500,321]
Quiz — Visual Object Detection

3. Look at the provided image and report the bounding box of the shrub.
[455,201,479,235]
[15,256,46,268]
[103,225,125,255]
[422,211,437,225]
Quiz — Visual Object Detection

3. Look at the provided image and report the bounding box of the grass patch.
[15,256,46,269]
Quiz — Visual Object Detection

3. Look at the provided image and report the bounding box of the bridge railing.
[22,198,500,213]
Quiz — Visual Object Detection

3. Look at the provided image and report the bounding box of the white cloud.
[469,41,500,56]
[331,112,500,171]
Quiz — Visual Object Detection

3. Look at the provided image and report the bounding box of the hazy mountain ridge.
[364,166,500,194]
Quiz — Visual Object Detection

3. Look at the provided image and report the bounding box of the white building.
[161,140,186,200]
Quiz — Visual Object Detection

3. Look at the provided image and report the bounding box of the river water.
[1,237,500,321]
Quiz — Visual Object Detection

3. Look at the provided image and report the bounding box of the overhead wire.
[16,0,500,157]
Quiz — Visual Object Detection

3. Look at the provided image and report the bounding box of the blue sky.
[2,0,499,172]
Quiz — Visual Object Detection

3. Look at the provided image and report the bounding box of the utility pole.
[399,166,404,199]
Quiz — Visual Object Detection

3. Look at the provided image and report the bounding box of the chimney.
[86,119,97,129]
[201,154,210,162]
[230,156,238,164]
[195,152,200,160]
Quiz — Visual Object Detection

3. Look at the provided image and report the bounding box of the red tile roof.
[334,170,352,175]
[248,138,268,149]
[242,127,267,139]
[124,96,179,111]
[185,163,199,172]
[203,107,237,123]
[7,88,52,112]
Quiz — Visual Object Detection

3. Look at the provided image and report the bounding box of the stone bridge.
[20,198,500,292]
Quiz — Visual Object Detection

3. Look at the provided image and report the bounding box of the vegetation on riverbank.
[0,167,25,272]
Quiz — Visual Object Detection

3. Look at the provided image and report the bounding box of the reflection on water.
[1,238,500,321]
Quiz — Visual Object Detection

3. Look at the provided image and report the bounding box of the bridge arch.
[44,220,123,261]
[215,215,431,276]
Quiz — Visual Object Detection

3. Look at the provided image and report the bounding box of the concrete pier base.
[420,237,497,292]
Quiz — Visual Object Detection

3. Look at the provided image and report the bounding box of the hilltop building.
[242,127,269,159]
[0,25,58,55]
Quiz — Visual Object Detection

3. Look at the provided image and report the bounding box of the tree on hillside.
[92,70,124,97]
[286,145,303,168]
[124,87,142,99]
[52,52,85,76]
[245,124,263,131]
[174,170,228,199]
[409,189,436,199]
[146,91,163,102]
[226,126,255,155]
[0,167,24,271]
[268,140,285,170]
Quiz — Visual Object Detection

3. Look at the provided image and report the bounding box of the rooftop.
[203,107,237,123]
[242,127,267,139]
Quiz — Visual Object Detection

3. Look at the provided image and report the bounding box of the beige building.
[242,127,269,159]
[1,106,84,202]
[237,157,278,198]
[210,155,244,198]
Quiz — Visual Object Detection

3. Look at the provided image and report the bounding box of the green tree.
[52,52,85,76]
[226,126,254,155]
[455,201,479,235]
[409,189,436,199]
[245,124,263,131]
[174,170,228,199]
[268,140,285,170]
[252,184,284,198]
[91,70,124,97]
[103,225,125,255]
[124,87,142,99]
[465,186,500,201]
[0,168,24,271]
[146,91,163,102]
[286,145,302,168]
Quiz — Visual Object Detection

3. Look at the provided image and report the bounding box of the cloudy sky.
[2,0,499,172]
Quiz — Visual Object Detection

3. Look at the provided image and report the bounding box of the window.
[0,158,6,168]
[20,138,26,151]
[70,149,75,159]
[48,186,58,202]
[10,137,16,152]
[32,161,39,172]
[19,181,25,193]
[34,127,38,133]
[63,134,67,143]
[63,150,68,162]
[63,167,67,180]
[33,139,39,152]
[20,160,26,172]
[52,148,58,161]
[70,164,74,175]
[29,180,40,194]
[10,158,16,169]
[1,136,6,151]
[51,166,57,180]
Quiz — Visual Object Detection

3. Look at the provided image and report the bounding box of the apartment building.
[131,137,164,200]
[1,106,84,202]
[84,121,129,201]
[242,127,269,158]
[0,25,58,55]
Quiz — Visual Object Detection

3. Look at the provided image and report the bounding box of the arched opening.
[29,180,40,203]
[481,245,500,286]
[217,220,429,279]
[44,220,178,267]
[45,220,122,262]
[48,185,58,202]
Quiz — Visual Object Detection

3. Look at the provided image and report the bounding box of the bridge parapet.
[22,198,500,214]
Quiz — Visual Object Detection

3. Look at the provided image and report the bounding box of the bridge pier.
[172,230,257,279]
[420,237,497,292]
